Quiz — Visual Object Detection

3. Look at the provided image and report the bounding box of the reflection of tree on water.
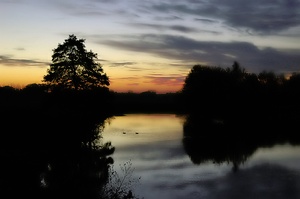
[40,142,115,199]
[0,109,117,199]
[39,115,115,199]
[182,114,300,172]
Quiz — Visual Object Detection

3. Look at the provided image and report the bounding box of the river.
[101,113,300,199]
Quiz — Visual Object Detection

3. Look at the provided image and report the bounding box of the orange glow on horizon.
[0,66,184,93]
[0,66,44,88]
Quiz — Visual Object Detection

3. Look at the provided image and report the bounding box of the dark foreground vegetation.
[0,86,142,199]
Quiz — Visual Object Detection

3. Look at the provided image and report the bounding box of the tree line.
[1,34,300,120]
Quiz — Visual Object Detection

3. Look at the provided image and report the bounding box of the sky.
[1,0,300,93]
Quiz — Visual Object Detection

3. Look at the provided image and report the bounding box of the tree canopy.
[43,34,109,90]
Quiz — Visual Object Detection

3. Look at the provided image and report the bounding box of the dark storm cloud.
[14,47,25,51]
[50,1,107,17]
[100,34,300,74]
[0,55,49,67]
[109,61,137,67]
[194,18,219,24]
[127,23,199,33]
[153,15,183,21]
[44,0,125,18]
[45,0,300,34]
[215,0,300,34]
[145,0,300,34]
[170,25,197,33]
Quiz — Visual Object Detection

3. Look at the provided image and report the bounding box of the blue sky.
[1,0,300,93]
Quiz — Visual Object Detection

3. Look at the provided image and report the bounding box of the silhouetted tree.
[43,34,109,91]
[257,70,286,94]
[226,61,246,82]
[284,72,300,96]
[181,64,229,116]
[0,86,20,110]
[288,72,300,85]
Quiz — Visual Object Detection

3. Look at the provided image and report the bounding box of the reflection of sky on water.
[102,114,300,199]
[249,144,300,171]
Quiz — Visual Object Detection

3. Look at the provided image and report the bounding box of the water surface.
[102,113,300,199]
